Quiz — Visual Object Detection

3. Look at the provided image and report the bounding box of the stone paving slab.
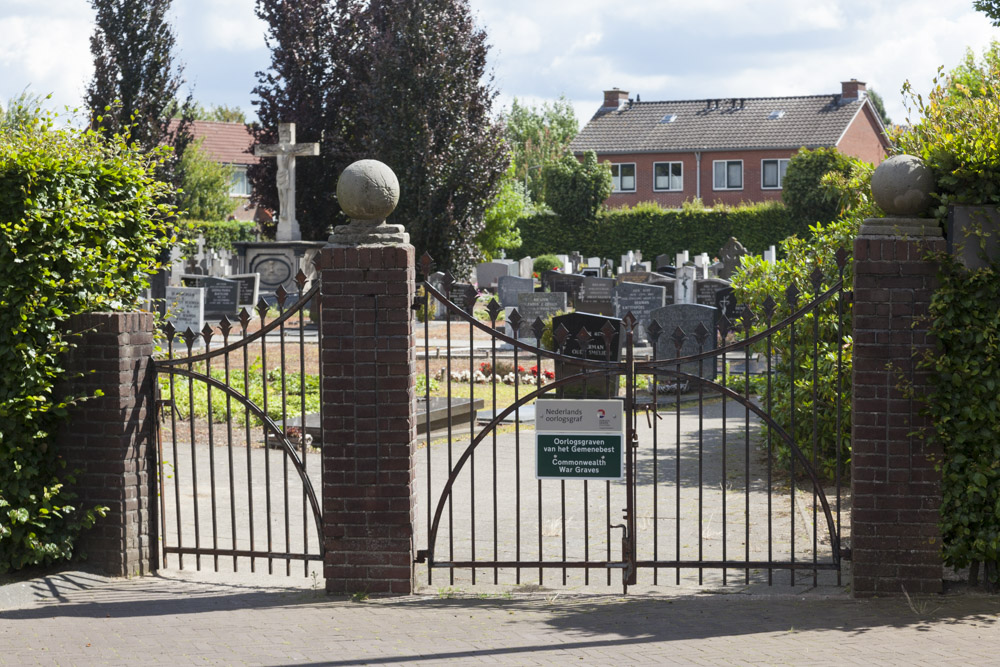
[2,568,999,665]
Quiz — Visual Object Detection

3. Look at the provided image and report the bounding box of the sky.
[0,0,997,129]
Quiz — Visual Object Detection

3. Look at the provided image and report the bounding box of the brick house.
[171,120,263,221]
[569,79,890,209]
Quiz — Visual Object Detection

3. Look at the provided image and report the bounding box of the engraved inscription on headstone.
[510,291,567,337]
[614,281,666,343]
[545,271,584,308]
[165,286,205,335]
[577,276,615,316]
[713,286,747,323]
[497,275,534,308]
[649,303,718,380]
[695,278,731,308]
[181,275,239,318]
[551,312,623,398]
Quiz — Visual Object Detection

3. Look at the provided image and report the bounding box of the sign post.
[535,399,624,481]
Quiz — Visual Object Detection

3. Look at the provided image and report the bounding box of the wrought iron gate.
[415,253,850,592]
[152,273,324,575]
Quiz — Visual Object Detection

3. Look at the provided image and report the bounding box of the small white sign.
[535,399,624,434]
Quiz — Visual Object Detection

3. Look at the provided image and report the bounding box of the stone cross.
[255,122,320,242]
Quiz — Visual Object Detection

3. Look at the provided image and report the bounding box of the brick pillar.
[319,244,416,595]
[57,312,156,577]
[851,230,944,597]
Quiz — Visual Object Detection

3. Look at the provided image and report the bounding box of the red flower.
[530,365,539,376]
[517,365,525,373]
[543,370,555,379]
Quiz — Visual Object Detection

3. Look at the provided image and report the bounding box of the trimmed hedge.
[176,219,257,256]
[517,200,804,261]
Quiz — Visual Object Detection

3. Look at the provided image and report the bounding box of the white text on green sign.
[535,433,623,480]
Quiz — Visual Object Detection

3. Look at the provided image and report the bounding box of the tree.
[541,151,612,223]
[168,101,247,123]
[476,162,527,260]
[975,0,1000,25]
[867,88,892,127]
[86,0,194,190]
[249,0,360,241]
[781,147,853,225]
[176,138,237,220]
[501,96,578,204]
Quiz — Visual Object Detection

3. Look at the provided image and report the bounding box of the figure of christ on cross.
[254,123,320,241]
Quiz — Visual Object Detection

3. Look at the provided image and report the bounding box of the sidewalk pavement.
[2,567,999,665]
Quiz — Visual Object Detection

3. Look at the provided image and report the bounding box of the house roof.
[170,120,258,165]
[570,94,876,155]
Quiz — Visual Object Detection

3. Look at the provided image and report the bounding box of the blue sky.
[0,0,996,127]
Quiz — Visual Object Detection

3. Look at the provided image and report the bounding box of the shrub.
[517,200,800,261]
[532,254,562,274]
[0,110,174,572]
[541,151,611,224]
[176,138,237,220]
[177,219,257,256]
[782,147,854,226]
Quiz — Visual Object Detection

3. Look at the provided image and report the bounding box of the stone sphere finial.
[871,155,935,217]
[336,159,399,221]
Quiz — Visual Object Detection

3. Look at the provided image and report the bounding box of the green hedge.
[517,200,804,261]
[176,219,257,256]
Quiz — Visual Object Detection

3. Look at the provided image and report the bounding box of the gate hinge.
[156,398,175,422]
[839,546,852,561]
[414,549,428,564]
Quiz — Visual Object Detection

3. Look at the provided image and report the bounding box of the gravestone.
[568,251,583,272]
[586,257,602,268]
[545,271,584,307]
[165,286,205,335]
[558,254,573,273]
[580,267,601,278]
[497,275,534,308]
[426,271,447,320]
[227,273,261,310]
[637,261,652,272]
[649,303,718,380]
[713,286,747,323]
[476,261,517,290]
[614,281,666,344]
[674,266,697,304]
[616,271,654,285]
[655,254,672,272]
[695,278,731,308]
[718,237,748,280]
[551,312,623,398]
[510,291,567,337]
[254,122,319,242]
[518,256,534,279]
[181,275,239,319]
[577,276,615,316]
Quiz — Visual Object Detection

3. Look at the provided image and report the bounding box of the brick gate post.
[851,156,944,597]
[57,312,156,577]
[319,161,416,595]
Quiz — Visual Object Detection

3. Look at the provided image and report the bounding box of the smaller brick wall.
[57,312,156,577]
[319,244,417,595]
[852,234,944,596]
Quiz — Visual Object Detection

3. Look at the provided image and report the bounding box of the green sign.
[535,433,623,480]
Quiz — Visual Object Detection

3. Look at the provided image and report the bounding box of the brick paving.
[2,568,999,665]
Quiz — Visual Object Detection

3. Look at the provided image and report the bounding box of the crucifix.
[254,122,320,241]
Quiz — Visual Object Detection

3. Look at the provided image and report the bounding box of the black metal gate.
[415,253,849,592]
[153,273,324,575]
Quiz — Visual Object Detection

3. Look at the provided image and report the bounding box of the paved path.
[2,568,999,665]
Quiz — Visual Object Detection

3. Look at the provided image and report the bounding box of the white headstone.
[165,286,205,335]
[674,266,697,304]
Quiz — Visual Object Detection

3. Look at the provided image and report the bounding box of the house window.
[761,159,789,189]
[230,166,250,197]
[653,162,683,191]
[610,163,636,193]
[713,160,743,190]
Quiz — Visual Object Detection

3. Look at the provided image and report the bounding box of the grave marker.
[497,275,535,308]
[165,286,205,335]
[614,281,666,343]
[577,276,615,315]
[649,303,718,380]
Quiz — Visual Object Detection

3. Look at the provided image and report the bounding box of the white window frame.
[610,162,636,193]
[230,165,251,197]
[761,158,790,190]
[713,160,743,191]
[653,161,683,192]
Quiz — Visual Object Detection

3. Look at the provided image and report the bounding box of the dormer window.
[768,110,786,120]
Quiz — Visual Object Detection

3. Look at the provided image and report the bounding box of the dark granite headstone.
[181,275,239,319]
[713,286,747,323]
[577,276,615,316]
[614,281,666,344]
[497,275,534,308]
[551,312,623,398]
[695,278,731,308]
[649,303,718,380]
[580,267,602,278]
[718,237,748,280]
[512,291,567,337]
[476,261,517,290]
[544,271,584,307]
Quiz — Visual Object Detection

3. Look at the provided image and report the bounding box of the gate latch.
[155,398,176,423]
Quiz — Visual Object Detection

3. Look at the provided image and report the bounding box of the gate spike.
[741,308,756,333]
[694,321,710,347]
[275,284,289,308]
[554,323,570,350]
[238,307,252,332]
[294,269,308,291]
[463,284,479,312]
[600,321,617,361]
[621,311,637,331]
[785,284,800,307]
[671,326,687,354]
[809,266,824,292]
[218,315,232,340]
[531,317,545,342]
[201,323,214,344]
[508,309,523,338]
[576,326,592,348]
[486,297,502,323]
[256,296,270,320]
[420,252,434,280]
[442,270,455,292]
[762,295,777,320]
[182,327,197,352]
[835,247,848,269]
[647,319,663,344]
[163,321,176,342]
